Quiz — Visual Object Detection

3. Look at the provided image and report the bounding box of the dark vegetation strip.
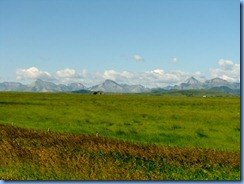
[0,124,240,180]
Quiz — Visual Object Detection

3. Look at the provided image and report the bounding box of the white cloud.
[132,55,144,61]
[15,59,240,88]
[99,69,191,88]
[16,67,53,80]
[210,59,240,82]
[171,57,177,64]
[56,68,77,78]
[218,59,236,70]
[121,71,133,78]
[153,69,165,75]
[194,71,206,81]
[103,70,117,80]
[15,67,193,88]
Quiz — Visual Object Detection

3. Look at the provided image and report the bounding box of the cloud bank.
[210,59,240,82]
[16,67,52,81]
[16,59,240,88]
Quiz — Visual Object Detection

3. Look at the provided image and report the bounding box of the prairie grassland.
[0,124,240,180]
[0,92,240,150]
[0,92,240,180]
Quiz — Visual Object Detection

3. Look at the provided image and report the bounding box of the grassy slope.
[0,124,240,180]
[148,89,239,97]
[0,92,240,150]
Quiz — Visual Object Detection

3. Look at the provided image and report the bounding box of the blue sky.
[0,0,240,87]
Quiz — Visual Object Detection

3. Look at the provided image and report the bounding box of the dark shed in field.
[92,91,104,95]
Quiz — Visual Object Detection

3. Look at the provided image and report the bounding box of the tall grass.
[0,124,240,180]
[0,92,240,150]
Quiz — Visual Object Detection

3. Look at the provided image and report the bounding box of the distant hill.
[208,86,240,94]
[90,79,124,93]
[72,89,91,94]
[29,79,62,92]
[161,77,240,94]
[0,77,240,94]
[89,79,149,93]
[0,82,28,91]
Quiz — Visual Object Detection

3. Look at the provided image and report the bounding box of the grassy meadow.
[0,92,240,180]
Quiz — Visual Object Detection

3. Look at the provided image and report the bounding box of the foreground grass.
[0,124,240,180]
[0,92,240,150]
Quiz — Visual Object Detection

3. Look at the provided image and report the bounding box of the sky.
[0,0,240,88]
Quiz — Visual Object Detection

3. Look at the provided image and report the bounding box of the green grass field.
[0,92,240,180]
[0,92,240,150]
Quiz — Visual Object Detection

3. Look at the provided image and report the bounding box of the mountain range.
[90,79,148,93]
[162,77,240,93]
[0,77,240,94]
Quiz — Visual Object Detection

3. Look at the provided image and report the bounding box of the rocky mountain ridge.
[0,77,240,94]
[163,77,240,93]
[90,79,149,93]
